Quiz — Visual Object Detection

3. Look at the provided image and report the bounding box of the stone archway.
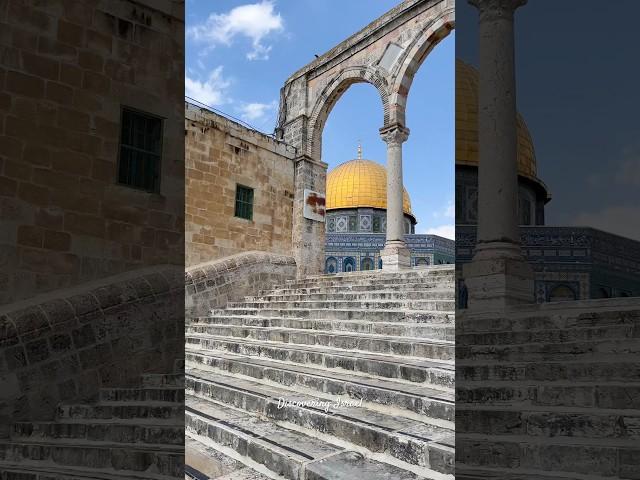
[276,0,455,277]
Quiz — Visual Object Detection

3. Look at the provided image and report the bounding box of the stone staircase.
[185,266,455,480]
[456,299,640,479]
[0,370,185,479]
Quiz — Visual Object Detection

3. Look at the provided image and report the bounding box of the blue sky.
[185,0,455,239]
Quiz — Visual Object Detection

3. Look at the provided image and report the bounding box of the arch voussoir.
[306,66,391,159]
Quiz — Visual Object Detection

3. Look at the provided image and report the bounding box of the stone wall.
[0,0,185,304]
[0,265,183,429]
[185,103,296,267]
[185,251,296,318]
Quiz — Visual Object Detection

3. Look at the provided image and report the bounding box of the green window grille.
[118,108,163,192]
[235,185,254,220]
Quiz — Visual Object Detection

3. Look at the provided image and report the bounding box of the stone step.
[457,323,635,346]
[246,289,454,303]
[185,435,273,480]
[185,326,454,360]
[456,358,640,382]
[141,373,185,388]
[228,299,455,312]
[56,403,184,422]
[191,316,454,340]
[185,349,455,421]
[99,387,185,404]
[11,422,184,445]
[212,308,454,324]
[186,396,443,480]
[264,281,454,296]
[185,335,454,388]
[0,464,174,480]
[456,408,640,440]
[275,276,455,292]
[457,338,640,362]
[457,307,640,335]
[456,383,640,409]
[456,436,639,478]
[186,369,454,473]
[0,440,183,477]
[282,267,454,287]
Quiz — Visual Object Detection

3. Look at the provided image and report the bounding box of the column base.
[380,241,411,271]
[463,241,534,311]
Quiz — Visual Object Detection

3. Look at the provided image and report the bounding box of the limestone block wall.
[185,251,296,318]
[0,0,185,304]
[0,265,183,429]
[185,104,296,267]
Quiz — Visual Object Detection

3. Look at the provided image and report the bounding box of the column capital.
[469,0,526,21]
[379,124,410,145]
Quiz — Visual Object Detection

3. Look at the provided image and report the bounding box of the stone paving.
[185,266,455,480]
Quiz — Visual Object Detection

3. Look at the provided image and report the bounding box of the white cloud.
[572,206,640,241]
[432,199,455,219]
[424,224,455,240]
[187,1,284,61]
[185,66,231,106]
[237,101,277,122]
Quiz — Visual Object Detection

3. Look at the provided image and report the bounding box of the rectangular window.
[348,216,357,232]
[118,108,163,192]
[372,216,381,232]
[235,184,254,220]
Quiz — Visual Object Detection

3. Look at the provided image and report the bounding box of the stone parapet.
[0,265,183,428]
[185,251,296,317]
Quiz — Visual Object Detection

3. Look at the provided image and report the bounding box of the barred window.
[235,184,254,220]
[118,108,163,192]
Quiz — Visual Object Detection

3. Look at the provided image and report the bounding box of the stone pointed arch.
[306,66,390,160]
[276,0,454,277]
[389,5,455,126]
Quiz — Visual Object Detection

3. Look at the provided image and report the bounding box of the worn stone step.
[213,307,454,324]
[99,387,185,403]
[185,349,454,421]
[186,369,454,474]
[0,463,175,480]
[456,383,640,409]
[186,326,454,360]
[457,324,635,347]
[191,316,454,340]
[246,289,454,303]
[11,422,184,445]
[264,281,454,296]
[456,307,640,336]
[229,299,455,312]
[185,435,273,480]
[456,358,640,383]
[456,436,639,478]
[56,403,183,422]
[456,408,640,439]
[185,335,454,387]
[141,374,185,388]
[0,440,183,477]
[186,396,441,480]
[457,338,640,362]
[281,267,454,287]
[274,276,454,292]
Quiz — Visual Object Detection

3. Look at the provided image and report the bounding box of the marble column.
[463,0,534,309]
[380,124,411,271]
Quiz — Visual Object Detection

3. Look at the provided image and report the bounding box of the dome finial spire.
[357,140,362,159]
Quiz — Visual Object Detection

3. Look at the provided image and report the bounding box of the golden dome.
[456,59,538,179]
[326,159,413,216]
